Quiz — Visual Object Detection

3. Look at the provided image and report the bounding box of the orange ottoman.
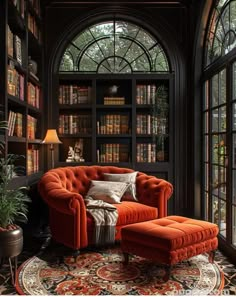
[121,215,219,281]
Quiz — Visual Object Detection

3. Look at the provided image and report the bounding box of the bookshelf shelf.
[0,0,43,183]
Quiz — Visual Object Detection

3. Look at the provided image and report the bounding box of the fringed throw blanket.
[84,196,118,246]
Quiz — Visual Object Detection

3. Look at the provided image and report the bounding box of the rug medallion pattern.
[15,247,224,295]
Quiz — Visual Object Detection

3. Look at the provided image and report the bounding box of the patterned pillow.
[103,172,138,201]
[85,180,128,204]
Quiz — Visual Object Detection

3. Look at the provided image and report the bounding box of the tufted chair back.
[46,165,134,196]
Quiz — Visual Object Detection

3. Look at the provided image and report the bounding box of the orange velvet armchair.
[38,165,173,251]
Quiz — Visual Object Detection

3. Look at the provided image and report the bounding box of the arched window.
[59,20,170,73]
[203,0,236,249]
[205,0,236,67]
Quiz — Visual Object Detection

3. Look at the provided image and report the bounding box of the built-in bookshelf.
[0,0,43,184]
[56,75,171,175]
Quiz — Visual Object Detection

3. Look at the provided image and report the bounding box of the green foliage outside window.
[59,20,170,73]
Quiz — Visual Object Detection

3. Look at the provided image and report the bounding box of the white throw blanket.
[84,196,118,246]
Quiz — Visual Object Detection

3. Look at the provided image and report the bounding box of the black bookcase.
[55,73,173,180]
[0,0,43,187]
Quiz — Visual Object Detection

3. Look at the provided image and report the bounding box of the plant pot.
[0,226,23,258]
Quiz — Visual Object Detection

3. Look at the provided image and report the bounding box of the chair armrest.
[136,174,173,218]
[38,174,86,216]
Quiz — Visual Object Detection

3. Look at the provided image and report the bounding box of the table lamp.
[42,129,62,168]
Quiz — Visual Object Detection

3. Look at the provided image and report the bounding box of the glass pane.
[204,111,209,133]
[73,30,94,50]
[233,206,236,246]
[204,163,209,189]
[219,200,226,237]
[60,51,74,71]
[212,164,219,193]
[233,170,236,204]
[149,47,169,72]
[219,134,227,166]
[212,74,219,107]
[204,135,209,162]
[90,21,114,38]
[97,38,114,59]
[204,80,209,110]
[219,69,226,104]
[212,196,218,224]
[233,103,236,130]
[204,191,209,220]
[233,62,236,99]
[116,21,139,38]
[233,134,236,168]
[211,108,219,132]
[218,167,227,197]
[115,36,132,56]
[136,30,156,49]
[132,55,150,72]
[79,55,98,72]
[212,135,219,163]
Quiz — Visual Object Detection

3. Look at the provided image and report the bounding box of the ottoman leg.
[208,250,216,263]
[123,252,129,265]
[163,265,171,282]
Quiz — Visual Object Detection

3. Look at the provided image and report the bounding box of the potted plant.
[0,118,31,283]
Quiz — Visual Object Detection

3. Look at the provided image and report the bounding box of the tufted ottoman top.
[121,215,219,251]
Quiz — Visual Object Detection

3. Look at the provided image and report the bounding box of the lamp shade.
[42,129,62,144]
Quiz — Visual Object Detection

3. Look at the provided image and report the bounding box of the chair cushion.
[115,201,158,226]
[86,201,158,232]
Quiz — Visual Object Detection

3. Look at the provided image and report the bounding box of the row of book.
[8,112,38,139]
[136,143,165,162]
[28,13,41,43]
[97,114,129,134]
[27,115,38,139]
[59,114,92,134]
[27,145,39,175]
[97,144,129,163]
[8,111,23,137]
[27,82,40,108]
[136,114,167,135]
[7,25,23,65]
[7,64,25,99]
[58,85,92,105]
[136,84,157,104]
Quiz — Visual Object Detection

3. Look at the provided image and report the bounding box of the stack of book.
[97,143,129,163]
[97,114,129,134]
[104,97,125,105]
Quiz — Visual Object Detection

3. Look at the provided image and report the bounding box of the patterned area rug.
[15,247,225,295]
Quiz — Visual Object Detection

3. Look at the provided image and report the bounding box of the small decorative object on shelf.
[74,140,85,162]
[107,85,119,96]
[28,56,38,76]
[66,146,75,162]
[66,141,85,162]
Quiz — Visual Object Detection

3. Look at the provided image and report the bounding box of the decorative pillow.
[103,172,138,201]
[85,180,128,204]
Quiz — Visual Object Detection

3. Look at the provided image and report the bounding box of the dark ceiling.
[41,0,193,8]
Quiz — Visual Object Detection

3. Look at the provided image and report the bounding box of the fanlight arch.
[205,0,236,67]
[59,20,170,73]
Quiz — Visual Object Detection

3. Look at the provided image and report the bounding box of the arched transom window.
[205,0,236,67]
[59,20,170,73]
